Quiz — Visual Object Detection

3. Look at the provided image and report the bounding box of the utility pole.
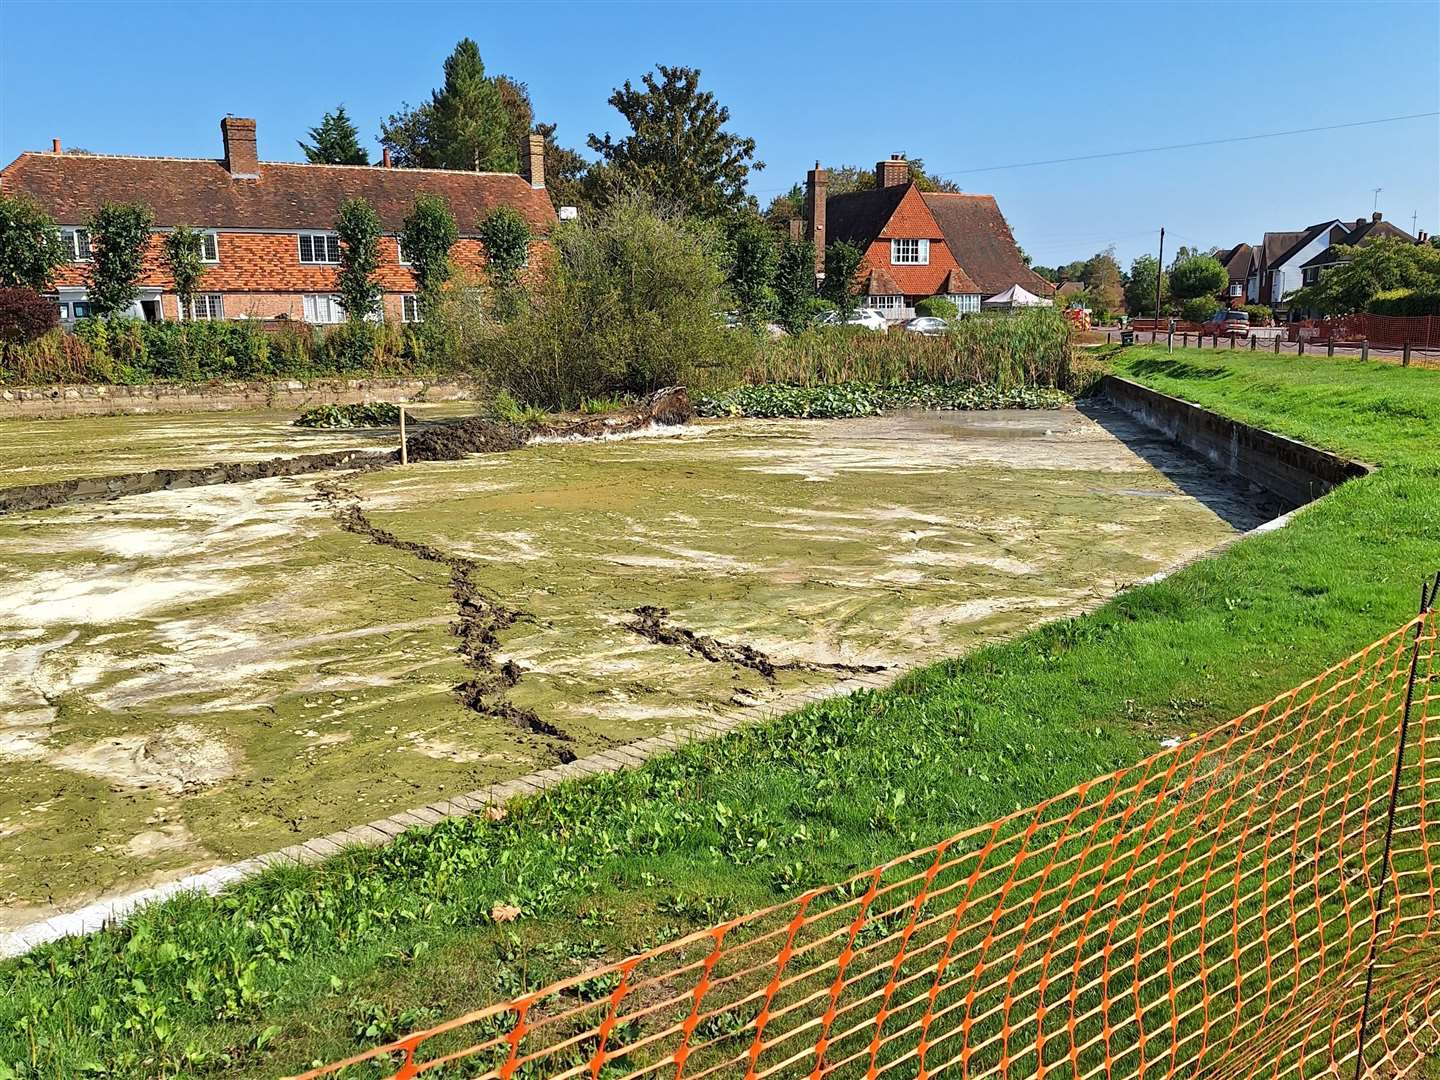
[1153,226,1165,344]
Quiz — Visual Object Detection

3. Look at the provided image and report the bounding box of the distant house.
[1299,213,1418,287]
[803,155,1053,321]
[0,117,556,326]
[1212,243,1253,305]
[1055,280,1086,303]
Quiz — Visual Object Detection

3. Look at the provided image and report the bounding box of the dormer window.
[199,231,219,263]
[891,238,929,265]
[61,227,92,261]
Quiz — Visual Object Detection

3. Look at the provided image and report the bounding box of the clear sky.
[2,0,1436,269]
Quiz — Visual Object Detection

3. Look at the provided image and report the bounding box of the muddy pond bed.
[0,405,1278,922]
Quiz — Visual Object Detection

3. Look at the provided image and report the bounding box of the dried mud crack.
[314,475,577,761]
[626,606,887,682]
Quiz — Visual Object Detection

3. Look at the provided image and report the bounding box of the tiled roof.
[921,193,1055,297]
[1214,243,1253,281]
[0,152,556,235]
[940,267,982,295]
[1300,219,1416,268]
[824,186,911,248]
[861,266,903,295]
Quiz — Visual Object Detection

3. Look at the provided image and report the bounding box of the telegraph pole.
[1153,227,1165,344]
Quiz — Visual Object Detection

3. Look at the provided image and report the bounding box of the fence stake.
[1229,334,1235,349]
[1327,339,1335,357]
[1361,340,1369,362]
[1403,342,1412,367]
[1274,336,1281,354]
[399,405,408,466]
[1299,339,1306,355]
[1250,334,1257,351]
[1167,328,1173,353]
[1351,573,1438,1080]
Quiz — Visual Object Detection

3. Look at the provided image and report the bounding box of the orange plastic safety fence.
[294,608,1440,1080]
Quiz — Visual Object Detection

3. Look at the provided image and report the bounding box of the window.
[1228,283,1243,297]
[61,227,92,261]
[298,233,341,264]
[890,238,929,265]
[199,232,219,263]
[867,294,905,312]
[302,294,345,324]
[402,295,423,323]
[397,238,411,265]
[71,301,93,319]
[947,293,981,314]
[56,301,70,321]
[182,294,224,320]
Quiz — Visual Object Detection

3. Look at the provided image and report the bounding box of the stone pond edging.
[0,377,479,421]
[1099,375,1371,505]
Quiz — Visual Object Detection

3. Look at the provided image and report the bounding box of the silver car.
[903,316,950,337]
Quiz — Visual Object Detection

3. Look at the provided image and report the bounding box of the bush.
[696,381,1068,419]
[1168,256,1229,301]
[1239,304,1273,326]
[1180,297,1218,324]
[913,297,958,320]
[0,287,59,344]
[1367,288,1440,316]
[295,402,402,428]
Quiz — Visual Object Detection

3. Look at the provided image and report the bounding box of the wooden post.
[1250,334,1257,351]
[1298,339,1306,355]
[1361,340,1369,362]
[1107,330,1112,344]
[1327,338,1335,357]
[1212,333,1219,348]
[1403,342,1412,367]
[1182,332,1189,348]
[399,405,408,465]
[1273,336,1281,354]
[1229,333,1236,349]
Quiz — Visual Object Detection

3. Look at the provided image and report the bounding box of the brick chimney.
[1372,211,1383,223]
[805,162,827,277]
[382,148,392,168]
[877,154,909,189]
[220,116,259,178]
[524,133,545,189]
[51,138,61,154]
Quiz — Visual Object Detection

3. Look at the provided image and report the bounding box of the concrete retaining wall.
[0,377,478,420]
[1100,375,1370,506]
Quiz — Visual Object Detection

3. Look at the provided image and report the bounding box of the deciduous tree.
[1125,254,1168,316]
[0,193,67,291]
[87,202,154,317]
[299,105,370,165]
[1289,237,1440,314]
[400,195,458,314]
[163,226,207,317]
[821,240,865,319]
[1169,255,1228,301]
[725,212,779,325]
[774,237,819,332]
[587,65,762,218]
[334,198,383,322]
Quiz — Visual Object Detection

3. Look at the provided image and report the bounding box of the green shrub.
[295,402,402,428]
[913,297,958,320]
[1180,297,1218,324]
[696,381,1068,418]
[1367,288,1440,316]
[1239,304,1273,326]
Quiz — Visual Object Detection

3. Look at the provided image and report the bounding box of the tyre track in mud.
[626,606,888,681]
[313,474,578,762]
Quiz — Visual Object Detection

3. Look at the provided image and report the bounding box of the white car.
[903,316,950,337]
[822,308,888,332]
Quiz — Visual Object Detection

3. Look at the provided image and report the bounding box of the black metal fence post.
[1351,572,1439,1080]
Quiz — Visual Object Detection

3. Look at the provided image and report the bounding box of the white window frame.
[61,227,92,262]
[302,294,345,324]
[867,294,905,312]
[182,294,224,321]
[298,233,341,264]
[199,231,220,263]
[947,293,981,314]
[890,238,929,266]
[397,237,412,266]
[402,294,423,323]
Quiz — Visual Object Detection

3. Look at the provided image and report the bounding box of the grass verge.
[3,346,1438,1077]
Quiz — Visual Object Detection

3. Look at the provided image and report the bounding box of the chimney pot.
[382,147,392,168]
[525,133,545,189]
[806,164,828,278]
[1372,211,1382,223]
[51,138,61,154]
[220,116,259,178]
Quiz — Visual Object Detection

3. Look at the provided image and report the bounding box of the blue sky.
[2,0,1436,268]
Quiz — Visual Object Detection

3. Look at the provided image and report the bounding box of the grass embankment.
[4,347,1439,1077]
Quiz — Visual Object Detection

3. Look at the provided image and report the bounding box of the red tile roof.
[0,152,556,235]
[920,193,1055,297]
[861,266,903,295]
[939,267,982,295]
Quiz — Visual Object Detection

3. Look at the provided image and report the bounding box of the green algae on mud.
[0,406,1272,917]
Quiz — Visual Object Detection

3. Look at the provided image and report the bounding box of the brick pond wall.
[0,377,479,420]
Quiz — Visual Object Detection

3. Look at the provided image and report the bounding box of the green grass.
[3,347,1439,1077]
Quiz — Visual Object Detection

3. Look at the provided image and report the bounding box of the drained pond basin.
[0,405,1277,923]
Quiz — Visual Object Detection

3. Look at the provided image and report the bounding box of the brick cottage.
[0,117,556,325]
[804,154,1054,320]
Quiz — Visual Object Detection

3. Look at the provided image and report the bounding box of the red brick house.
[0,117,556,325]
[805,155,1053,320]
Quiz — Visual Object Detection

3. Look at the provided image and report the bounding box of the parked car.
[821,308,888,332]
[902,316,950,337]
[1201,309,1250,337]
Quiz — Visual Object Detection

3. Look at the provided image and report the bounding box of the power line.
[748,112,1437,195]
